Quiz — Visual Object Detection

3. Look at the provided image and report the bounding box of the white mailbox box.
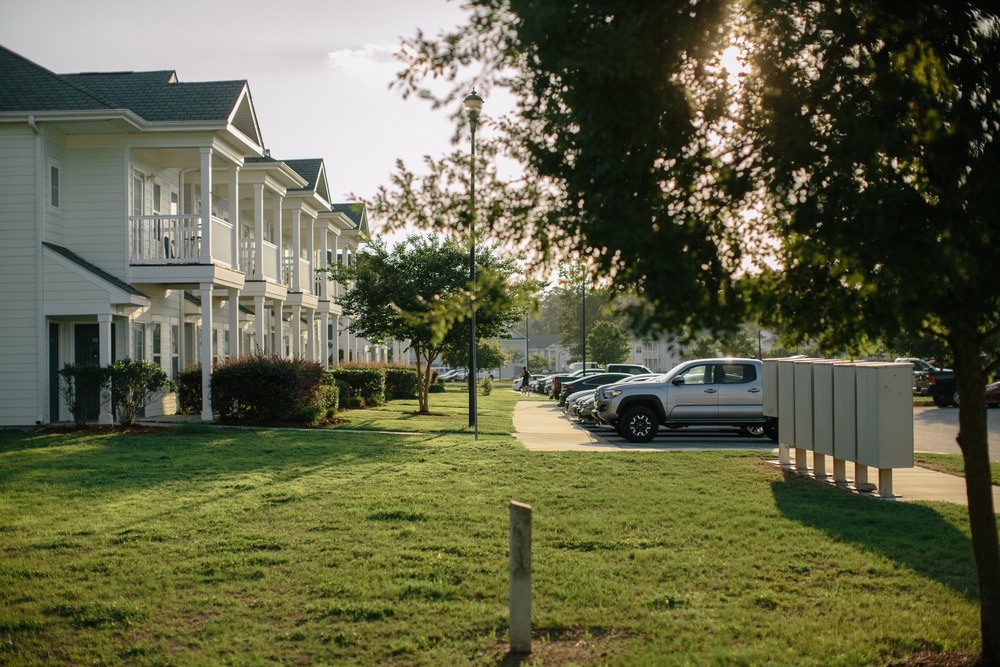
[832,363,858,465]
[763,359,779,418]
[855,363,914,470]
[793,361,816,452]
[811,361,838,459]
[777,359,798,451]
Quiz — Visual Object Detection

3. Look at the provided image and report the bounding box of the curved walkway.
[512,399,1000,508]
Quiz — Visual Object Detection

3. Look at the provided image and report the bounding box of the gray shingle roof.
[0,45,113,113]
[0,44,248,123]
[42,242,148,298]
[284,159,323,191]
[330,202,368,230]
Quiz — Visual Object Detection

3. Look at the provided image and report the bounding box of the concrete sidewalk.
[512,400,1000,508]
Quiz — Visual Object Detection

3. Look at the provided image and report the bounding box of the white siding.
[0,127,40,425]
[62,140,128,279]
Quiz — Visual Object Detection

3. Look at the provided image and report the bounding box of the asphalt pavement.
[512,397,1000,508]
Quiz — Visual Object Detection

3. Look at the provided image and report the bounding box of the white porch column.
[306,310,316,362]
[254,295,265,353]
[307,216,315,295]
[320,312,330,368]
[97,312,113,425]
[253,184,265,279]
[291,304,302,358]
[275,301,285,357]
[199,282,214,421]
[274,196,283,286]
[229,288,240,358]
[319,227,329,300]
[291,210,302,291]
[200,148,213,264]
[229,165,240,271]
[333,316,340,367]
[331,235,340,299]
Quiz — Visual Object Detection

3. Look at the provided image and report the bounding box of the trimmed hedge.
[330,366,386,407]
[177,365,202,415]
[211,354,323,423]
[385,367,419,400]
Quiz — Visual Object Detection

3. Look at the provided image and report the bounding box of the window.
[170,324,180,380]
[677,364,712,385]
[133,322,146,361]
[152,323,162,370]
[719,364,757,384]
[132,169,145,217]
[152,182,162,215]
[50,164,60,208]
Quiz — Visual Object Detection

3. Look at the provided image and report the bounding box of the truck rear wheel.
[620,406,658,443]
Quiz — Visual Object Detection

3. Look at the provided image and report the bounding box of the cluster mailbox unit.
[763,358,914,497]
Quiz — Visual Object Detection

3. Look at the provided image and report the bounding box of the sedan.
[987,382,1000,408]
[558,373,630,406]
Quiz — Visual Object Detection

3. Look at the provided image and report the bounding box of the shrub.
[58,363,110,428]
[318,376,340,413]
[481,375,494,396]
[108,359,173,427]
[177,365,203,415]
[211,354,324,423]
[330,366,386,407]
[429,382,446,393]
[384,367,419,400]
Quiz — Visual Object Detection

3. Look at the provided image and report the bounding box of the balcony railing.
[242,239,279,282]
[281,257,314,294]
[129,215,233,267]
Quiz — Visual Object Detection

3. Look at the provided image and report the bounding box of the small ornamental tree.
[588,320,630,367]
[108,359,172,427]
[58,363,110,428]
[328,234,525,414]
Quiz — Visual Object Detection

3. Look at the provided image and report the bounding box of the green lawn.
[0,390,990,665]
[915,452,1000,486]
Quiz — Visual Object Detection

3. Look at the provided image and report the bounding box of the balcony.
[130,215,234,267]
[282,256,314,293]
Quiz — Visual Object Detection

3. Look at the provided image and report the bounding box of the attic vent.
[263,148,271,158]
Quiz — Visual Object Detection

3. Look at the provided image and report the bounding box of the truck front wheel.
[620,406,658,443]
[932,394,951,407]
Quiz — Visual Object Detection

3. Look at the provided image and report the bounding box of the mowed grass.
[0,391,990,666]
[915,452,1000,486]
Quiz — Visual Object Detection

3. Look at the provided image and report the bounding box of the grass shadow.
[771,467,979,600]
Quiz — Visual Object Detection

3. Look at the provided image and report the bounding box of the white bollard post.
[509,501,532,654]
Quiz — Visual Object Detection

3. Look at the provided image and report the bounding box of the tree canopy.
[397,1,1000,660]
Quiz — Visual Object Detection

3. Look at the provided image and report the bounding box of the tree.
[588,321,630,367]
[109,359,172,427]
[527,352,549,373]
[329,234,524,414]
[442,339,513,377]
[398,2,1000,661]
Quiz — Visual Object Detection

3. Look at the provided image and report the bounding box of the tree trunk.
[952,330,1000,665]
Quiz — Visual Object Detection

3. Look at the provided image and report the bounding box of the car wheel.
[932,394,951,407]
[763,422,778,441]
[952,391,960,407]
[739,425,765,437]
[620,406,658,443]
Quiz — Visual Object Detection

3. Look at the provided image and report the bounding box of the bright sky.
[0,0,481,220]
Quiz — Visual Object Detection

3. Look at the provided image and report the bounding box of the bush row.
[176,359,423,423]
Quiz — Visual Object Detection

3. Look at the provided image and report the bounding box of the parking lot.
[514,398,1000,461]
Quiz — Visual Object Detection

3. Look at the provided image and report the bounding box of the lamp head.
[463,88,484,127]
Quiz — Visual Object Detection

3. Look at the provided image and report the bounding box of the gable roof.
[0,45,263,146]
[330,202,369,234]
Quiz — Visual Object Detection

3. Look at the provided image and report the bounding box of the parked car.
[606,363,653,375]
[440,369,467,382]
[513,374,545,392]
[575,374,661,423]
[547,368,606,398]
[595,358,777,443]
[559,373,630,406]
[894,357,936,396]
[987,381,1000,408]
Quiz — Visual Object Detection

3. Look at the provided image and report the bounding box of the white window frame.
[47,158,62,210]
[132,169,145,217]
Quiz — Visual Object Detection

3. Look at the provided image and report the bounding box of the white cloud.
[326,44,399,79]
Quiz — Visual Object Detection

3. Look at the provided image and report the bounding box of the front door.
[74,323,101,420]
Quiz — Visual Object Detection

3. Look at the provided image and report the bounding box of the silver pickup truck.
[594,358,778,443]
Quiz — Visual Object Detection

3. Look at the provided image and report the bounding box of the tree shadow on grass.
[771,468,979,600]
[0,427,446,494]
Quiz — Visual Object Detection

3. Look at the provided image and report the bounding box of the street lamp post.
[464,89,483,439]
